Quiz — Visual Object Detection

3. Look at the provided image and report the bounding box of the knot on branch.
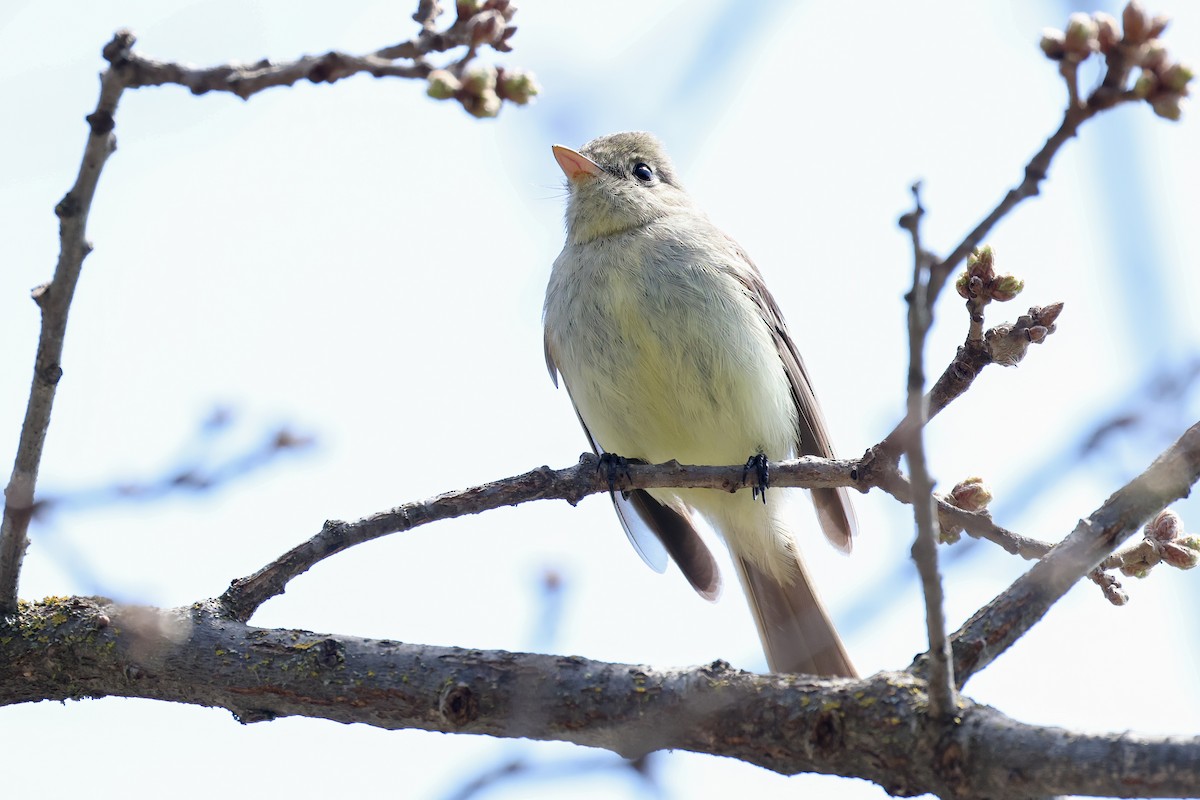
[439,682,479,727]
[101,30,137,65]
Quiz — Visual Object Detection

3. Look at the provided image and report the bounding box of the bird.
[542,131,857,676]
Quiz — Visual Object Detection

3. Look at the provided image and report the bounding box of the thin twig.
[105,5,531,115]
[927,107,1090,304]
[0,17,535,615]
[925,19,1156,304]
[899,185,957,718]
[217,454,861,621]
[875,303,1063,457]
[217,422,1159,626]
[869,463,1054,561]
[0,34,135,617]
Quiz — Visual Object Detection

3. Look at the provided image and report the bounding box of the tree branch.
[0,37,131,617]
[218,454,861,621]
[869,2,1192,466]
[107,3,536,117]
[0,14,537,616]
[898,185,957,718]
[3,596,1199,799]
[947,420,1200,687]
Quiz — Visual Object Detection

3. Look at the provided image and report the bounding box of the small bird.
[543,131,857,677]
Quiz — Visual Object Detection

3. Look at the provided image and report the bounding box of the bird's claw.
[743,453,770,504]
[597,452,635,494]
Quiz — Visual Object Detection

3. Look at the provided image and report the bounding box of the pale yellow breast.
[545,217,797,469]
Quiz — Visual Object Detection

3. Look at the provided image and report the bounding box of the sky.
[1,1,1199,798]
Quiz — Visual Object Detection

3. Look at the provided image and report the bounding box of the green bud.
[1162,62,1194,93]
[1134,72,1157,98]
[967,245,995,270]
[457,0,483,16]
[499,69,540,104]
[990,274,1025,302]
[463,65,498,94]
[1064,13,1099,59]
[938,525,962,545]
[955,272,971,299]
[1120,564,1150,579]
[426,69,461,100]
[465,89,502,118]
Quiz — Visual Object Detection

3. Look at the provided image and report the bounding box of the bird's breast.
[545,226,797,467]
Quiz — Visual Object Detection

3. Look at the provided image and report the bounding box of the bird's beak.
[552,145,603,182]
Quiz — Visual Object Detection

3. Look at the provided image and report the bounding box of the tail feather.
[735,554,856,677]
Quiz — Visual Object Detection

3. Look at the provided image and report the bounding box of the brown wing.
[543,329,723,599]
[723,242,857,553]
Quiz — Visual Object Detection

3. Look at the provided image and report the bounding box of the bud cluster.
[1111,509,1200,578]
[1039,2,1191,119]
[984,302,1064,367]
[956,246,1025,304]
[426,64,540,118]
[423,0,538,118]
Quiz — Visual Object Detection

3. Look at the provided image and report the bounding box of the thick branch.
[2,596,1198,799]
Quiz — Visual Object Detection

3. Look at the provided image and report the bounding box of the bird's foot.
[597,452,637,494]
[742,453,770,504]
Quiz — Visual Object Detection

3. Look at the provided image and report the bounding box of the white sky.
[2,1,1199,798]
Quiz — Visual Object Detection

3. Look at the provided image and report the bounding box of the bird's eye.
[632,163,654,182]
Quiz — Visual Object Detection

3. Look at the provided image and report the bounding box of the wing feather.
[722,239,857,552]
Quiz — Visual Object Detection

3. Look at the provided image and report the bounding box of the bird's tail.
[733,551,856,677]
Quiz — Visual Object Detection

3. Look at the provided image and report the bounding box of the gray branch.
[0,39,129,617]
[2,597,1197,799]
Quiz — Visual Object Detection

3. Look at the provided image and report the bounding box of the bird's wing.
[722,240,857,553]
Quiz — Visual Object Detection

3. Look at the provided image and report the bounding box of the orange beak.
[552,145,603,182]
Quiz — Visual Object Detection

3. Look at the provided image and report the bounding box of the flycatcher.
[543,131,857,676]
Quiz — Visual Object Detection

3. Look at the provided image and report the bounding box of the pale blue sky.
[2,2,1198,798]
